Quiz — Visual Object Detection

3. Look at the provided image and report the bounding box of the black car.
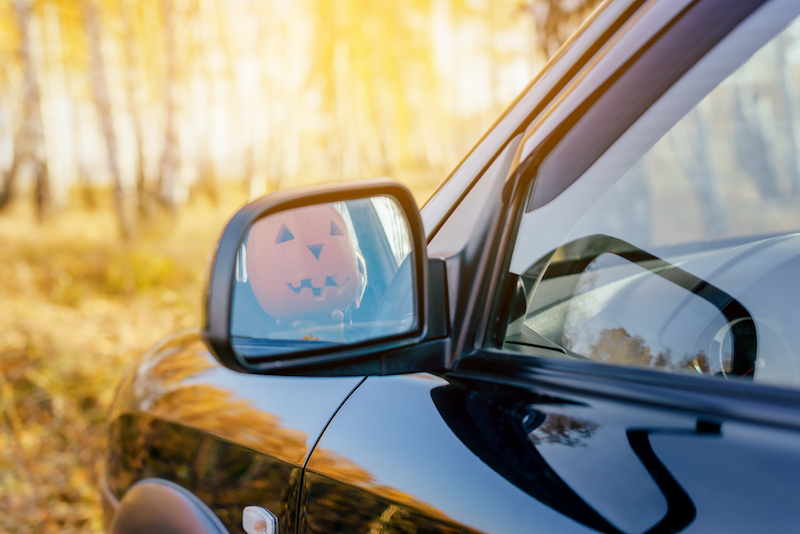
[103,0,800,532]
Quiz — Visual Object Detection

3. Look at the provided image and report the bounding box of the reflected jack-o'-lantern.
[246,204,360,321]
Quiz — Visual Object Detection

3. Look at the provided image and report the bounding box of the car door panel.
[302,471,473,534]
[304,371,800,533]
[305,373,602,534]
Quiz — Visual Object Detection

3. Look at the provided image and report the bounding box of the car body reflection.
[105,331,362,533]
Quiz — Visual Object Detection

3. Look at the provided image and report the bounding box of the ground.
[0,186,251,533]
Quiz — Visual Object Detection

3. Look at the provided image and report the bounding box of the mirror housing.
[203,178,448,376]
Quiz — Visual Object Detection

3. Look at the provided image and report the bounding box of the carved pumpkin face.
[246,204,359,320]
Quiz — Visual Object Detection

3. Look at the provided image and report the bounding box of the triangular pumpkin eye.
[330,220,344,236]
[275,223,295,244]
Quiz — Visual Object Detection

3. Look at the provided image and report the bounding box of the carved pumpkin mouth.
[287,275,351,300]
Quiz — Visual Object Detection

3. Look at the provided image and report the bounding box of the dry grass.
[0,189,248,533]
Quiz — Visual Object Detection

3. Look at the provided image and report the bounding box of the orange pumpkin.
[245,204,360,321]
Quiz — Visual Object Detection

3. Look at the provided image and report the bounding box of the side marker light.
[243,506,278,534]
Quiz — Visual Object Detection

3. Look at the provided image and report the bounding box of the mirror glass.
[230,196,415,358]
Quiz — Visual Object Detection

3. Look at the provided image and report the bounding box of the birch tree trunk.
[121,0,152,217]
[732,83,780,199]
[82,0,133,238]
[191,0,218,204]
[265,0,288,191]
[159,0,180,212]
[333,5,360,180]
[2,0,50,218]
[670,108,725,238]
[775,35,800,194]
[522,0,601,59]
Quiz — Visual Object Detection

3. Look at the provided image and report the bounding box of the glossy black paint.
[107,415,300,534]
[304,372,800,533]
[103,332,363,532]
[302,472,475,534]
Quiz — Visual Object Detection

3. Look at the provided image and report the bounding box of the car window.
[498,8,800,388]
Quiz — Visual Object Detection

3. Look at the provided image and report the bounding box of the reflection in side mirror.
[230,196,415,358]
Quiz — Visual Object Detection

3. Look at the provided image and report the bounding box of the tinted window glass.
[500,12,800,388]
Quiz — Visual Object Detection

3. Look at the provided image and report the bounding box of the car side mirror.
[203,178,448,376]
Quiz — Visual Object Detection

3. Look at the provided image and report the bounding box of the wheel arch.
[108,478,229,534]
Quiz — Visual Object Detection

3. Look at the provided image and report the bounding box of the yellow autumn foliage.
[0,189,245,533]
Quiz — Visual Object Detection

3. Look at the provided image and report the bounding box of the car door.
[301,0,800,532]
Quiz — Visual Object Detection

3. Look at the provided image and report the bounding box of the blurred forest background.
[0,0,599,531]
